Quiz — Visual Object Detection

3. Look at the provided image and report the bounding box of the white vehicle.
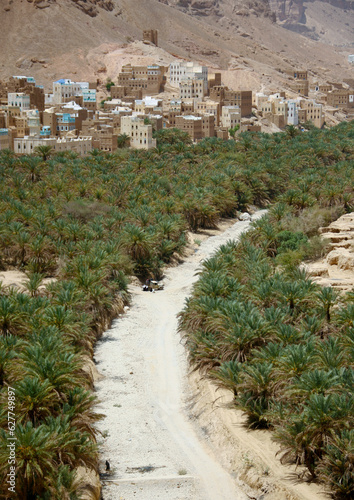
[142,279,164,292]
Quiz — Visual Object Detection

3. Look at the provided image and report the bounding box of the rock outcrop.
[305,213,354,292]
[26,0,114,17]
[159,0,353,35]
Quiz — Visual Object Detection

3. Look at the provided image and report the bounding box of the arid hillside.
[1,0,353,91]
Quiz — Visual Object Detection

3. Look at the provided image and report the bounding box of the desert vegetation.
[0,121,353,498]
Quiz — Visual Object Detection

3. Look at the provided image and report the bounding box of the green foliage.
[105,80,115,91]
[276,230,308,253]
[153,128,192,146]
[0,121,353,497]
[178,122,354,497]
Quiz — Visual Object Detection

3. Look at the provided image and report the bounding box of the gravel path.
[95,212,266,500]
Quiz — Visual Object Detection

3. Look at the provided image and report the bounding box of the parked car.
[142,279,164,292]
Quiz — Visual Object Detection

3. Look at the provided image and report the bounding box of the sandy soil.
[94,209,325,500]
[187,375,328,500]
[0,270,55,291]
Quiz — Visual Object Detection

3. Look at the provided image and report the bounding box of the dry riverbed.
[94,211,328,500]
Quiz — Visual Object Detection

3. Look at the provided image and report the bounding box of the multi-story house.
[14,116,29,138]
[82,89,97,111]
[179,79,205,100]
[294,70,308,80]
[287,100,299,126]
[209,87,252,117]
[53,79,89,104]
[289,80,309,97]
[118,65,166,96]
[174,115,203,141]
[8,93,30,112]
[220,105,241,131]
[195,100,220,126]
[174,114,215,140]
[27,109,41,136]
[299,99,324,128]
[326,89,354,109]
[120,115,156,150]
[170,62,208,91]
[56,113,76,136]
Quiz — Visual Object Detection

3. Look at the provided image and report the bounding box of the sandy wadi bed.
[94,211,328,500]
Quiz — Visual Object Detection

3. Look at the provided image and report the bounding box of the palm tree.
[238,361,274,427]
[285,125,299,139]
[0,422,57,498]
[0,335,20,386]
[317,429,354,497]
[21,155,42,182]
[122,224,155,273]
[34,145,53,162]
[315,287,338,328]
[62,387,104,438]
[210,360,243,396]
[14,376,58,426]
[23,272,45,297]
[117,133,130,149]
[0,296,26,336]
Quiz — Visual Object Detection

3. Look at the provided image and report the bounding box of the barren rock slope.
[1,0,353,90]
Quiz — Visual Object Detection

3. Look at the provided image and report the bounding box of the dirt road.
[95,213,266,500]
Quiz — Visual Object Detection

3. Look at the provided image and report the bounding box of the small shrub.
[302,235,330,261]
[277,230,308,254]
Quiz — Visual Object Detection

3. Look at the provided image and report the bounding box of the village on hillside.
[0,30,353,156]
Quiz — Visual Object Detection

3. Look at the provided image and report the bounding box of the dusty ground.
[0,270,55,291]
[94,210,328,500]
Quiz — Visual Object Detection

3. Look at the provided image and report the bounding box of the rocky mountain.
[26,0,114,17]
[1,0,353,90]
[159,0,354,38]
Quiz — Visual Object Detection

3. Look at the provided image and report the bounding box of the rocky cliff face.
[159,0,353,33]
[26,0,114,17]
[268,0,306,24]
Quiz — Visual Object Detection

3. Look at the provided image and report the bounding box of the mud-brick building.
[326,89,354,109]
[120,115,156,150]
[143,29,158,46]
[209,86,252,117]
[117,65,167,96]
[294,70,308,80]
[289,80,309,97]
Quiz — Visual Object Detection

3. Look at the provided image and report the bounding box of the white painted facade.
[14,136,56,154]
[170,61,208,89]
[220,106,241,129]
[14,135,93,155]
[53,79,89,104]
[287,100,299,125]
[26,109,41,136]
[8,93,30,111]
